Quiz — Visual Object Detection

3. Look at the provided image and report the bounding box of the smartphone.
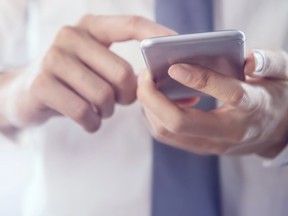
[140,30,246,100]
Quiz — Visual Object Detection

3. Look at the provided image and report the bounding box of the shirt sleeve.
[263,144,288,167]
[0,0,30,70]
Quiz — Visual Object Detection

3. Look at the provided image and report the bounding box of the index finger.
[78,15,177,45]
[168,64,265,111]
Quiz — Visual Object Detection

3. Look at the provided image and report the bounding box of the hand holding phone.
[140,30,246,100]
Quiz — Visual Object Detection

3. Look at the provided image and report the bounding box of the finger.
[244,51,257,76]
[78,15,177,45]
[143,107,225,155]
[54,28,137,105]
[137,70,229,138]
[32,75,101,132]
[173,97,200,108]
[168,63,264,111]
[76,36,137,105]
[245,49,288,80]
[43,47,115,118]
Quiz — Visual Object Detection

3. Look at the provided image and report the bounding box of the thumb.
[168,64,192,84]
[245,49,288,80]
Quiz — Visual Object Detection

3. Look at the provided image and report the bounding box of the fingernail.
[253,49,265,76]
[168,64,190,82]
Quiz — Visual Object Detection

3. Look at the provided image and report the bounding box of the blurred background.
[0,143,32,215]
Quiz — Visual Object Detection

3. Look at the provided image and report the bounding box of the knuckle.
[56,26,73,39]
[98,85,114,104]
[55,26,80,43]
[154,125,169,140]
[191,70,211,90]
[126,15,144,29]
[96,84,115,117]
[225,125,260,144]
[228,88,247,107]
[116,63,136,104]
[116,62,134,85]
[167,112,186,134]
[78,14,94,26]
[120,91,136,105]
[42,47,63,71]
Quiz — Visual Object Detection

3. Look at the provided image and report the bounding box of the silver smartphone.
[140,30,246,100]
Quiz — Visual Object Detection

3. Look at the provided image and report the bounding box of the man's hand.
[0,15,175,133]
[137,50,288,157]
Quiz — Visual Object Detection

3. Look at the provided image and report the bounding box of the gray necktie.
[152,0,221,216]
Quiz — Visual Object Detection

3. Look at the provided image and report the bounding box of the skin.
[0,15,175,135]
[1,14,286,158]
[137,50,288,157]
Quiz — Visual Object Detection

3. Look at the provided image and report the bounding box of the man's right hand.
[0,15,175,133]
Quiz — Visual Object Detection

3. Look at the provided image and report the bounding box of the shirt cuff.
[263,143,288,167]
